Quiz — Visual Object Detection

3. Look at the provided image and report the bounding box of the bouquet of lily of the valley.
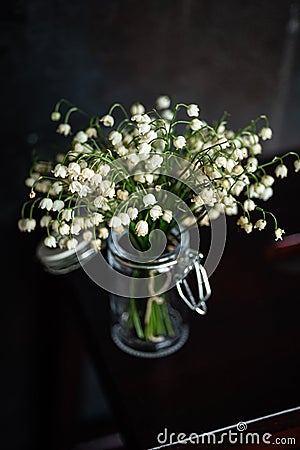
[18,95,300,343]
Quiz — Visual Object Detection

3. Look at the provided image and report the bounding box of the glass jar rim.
[36,232,95,274]
[107,226,190,270]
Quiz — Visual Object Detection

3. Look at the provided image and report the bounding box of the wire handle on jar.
[176,251,211,315]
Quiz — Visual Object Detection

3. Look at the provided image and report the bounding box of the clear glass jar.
[107,230,191,358]
[36,227,211,359]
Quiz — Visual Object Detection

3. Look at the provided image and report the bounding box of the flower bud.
[51,111,61,121]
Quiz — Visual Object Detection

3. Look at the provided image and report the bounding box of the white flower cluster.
[18,96,300,250]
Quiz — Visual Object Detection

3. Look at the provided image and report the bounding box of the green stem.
[152,301,166,336]
[108,103,129,119]
[129,299,144,339]
[161,299,174,336]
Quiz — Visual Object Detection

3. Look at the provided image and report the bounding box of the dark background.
[1,1,300,449]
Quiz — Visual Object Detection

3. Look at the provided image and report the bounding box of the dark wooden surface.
[62,165,300,450]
